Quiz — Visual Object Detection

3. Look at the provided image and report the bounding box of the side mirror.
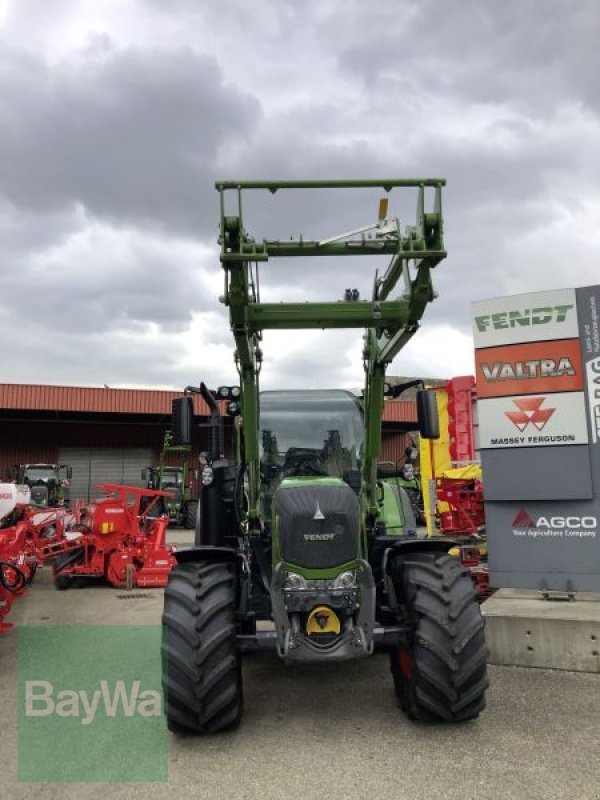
[416,390,439,439]
[172,397,193,446]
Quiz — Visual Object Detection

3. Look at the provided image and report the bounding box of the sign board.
[473,284,600,591]
[475,339,584,398]
[472,288,578,348]
[477,391,589,449]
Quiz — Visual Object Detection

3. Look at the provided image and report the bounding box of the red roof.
[0,383,415,422]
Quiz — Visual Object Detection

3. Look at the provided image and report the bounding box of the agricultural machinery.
[420,376,490,598]
[13,463,72,507]
[0,483,177,631]
[161,179,488,733]
[143,431,198,528]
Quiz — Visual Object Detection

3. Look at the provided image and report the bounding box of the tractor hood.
[273,478,360,570]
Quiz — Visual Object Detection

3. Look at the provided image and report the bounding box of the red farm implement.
[0,484,57,632]
[50,485,177,591]
[0,483,177,632]
[436,475,490,600]
[419,376,491,600]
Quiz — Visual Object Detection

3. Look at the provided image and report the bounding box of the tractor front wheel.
[183,500,198,530]
[162,561,243,733]
[390,552,488,722]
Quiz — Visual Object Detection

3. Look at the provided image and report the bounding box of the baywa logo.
[25,679,162,725]
[504,397,555,432]
[512,508,597,539]
[18,625,167,782]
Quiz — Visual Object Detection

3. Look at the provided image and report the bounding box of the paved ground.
[2,529,600,800]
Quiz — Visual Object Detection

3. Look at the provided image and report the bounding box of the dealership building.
[0,383,417,502]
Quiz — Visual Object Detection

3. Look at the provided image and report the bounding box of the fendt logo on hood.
[504,397,555,432]
[512,508,597,539]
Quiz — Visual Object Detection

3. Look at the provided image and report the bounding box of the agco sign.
[512,508,597,539]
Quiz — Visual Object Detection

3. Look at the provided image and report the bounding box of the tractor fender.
[173,546,250,615]
[174,545,245,568]
[382,537,456,611]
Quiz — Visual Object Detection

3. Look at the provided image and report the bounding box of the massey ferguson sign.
[477,392,589,448]
[473,284,600,591]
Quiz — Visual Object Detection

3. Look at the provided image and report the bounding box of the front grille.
[274,483,359,569]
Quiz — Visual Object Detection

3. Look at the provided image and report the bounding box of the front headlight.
[333,571,356,589]
[283,572,307,590]
[201,466,214,486]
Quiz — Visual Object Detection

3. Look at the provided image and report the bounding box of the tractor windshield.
[259,390,363,499]
[23,465,58,482]
[161,469,183,497]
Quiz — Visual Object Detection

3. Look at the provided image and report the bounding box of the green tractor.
[14,463,72,507]
[143,432,198,528]
[162,179,488,733]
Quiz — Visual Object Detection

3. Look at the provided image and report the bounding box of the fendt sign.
[473,285,600,591]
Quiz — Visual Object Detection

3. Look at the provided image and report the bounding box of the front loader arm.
[216,179,446,533]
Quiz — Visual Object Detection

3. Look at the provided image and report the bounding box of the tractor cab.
[259,390,363,517]
[158,467,184,497]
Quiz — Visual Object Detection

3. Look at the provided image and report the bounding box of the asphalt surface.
[2,530,600,800]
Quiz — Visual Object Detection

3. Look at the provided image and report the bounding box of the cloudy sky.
[1,0,599,391]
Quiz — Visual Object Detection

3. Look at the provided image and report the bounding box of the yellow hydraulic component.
[443,464,482,481]
[99,522,115,534]
[419,386,451,535]
[306,606,341,636]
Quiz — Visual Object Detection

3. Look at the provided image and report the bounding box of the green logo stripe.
[18,625,167,782]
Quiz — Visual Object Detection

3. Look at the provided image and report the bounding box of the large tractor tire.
[183,500,198,530]
[389,552,488,723]
[161,561,243,734]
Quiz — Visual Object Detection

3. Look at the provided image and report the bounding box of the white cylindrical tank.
[0,483,31,520]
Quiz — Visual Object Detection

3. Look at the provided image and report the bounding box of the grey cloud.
[0,41,260,234]
[334,0,600,114]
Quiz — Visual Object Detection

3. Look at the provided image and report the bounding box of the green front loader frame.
[216,178,445,527]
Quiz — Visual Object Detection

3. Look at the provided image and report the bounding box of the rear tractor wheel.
[390,552,488,722]
[161,561,243,734]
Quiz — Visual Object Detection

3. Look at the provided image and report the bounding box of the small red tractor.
[0,483,177,632]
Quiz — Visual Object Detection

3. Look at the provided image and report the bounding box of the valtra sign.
[475,339,583,398]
